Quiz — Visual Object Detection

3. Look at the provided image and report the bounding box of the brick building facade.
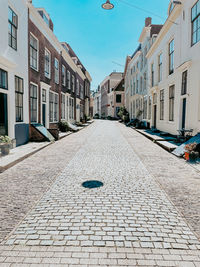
[28,3,92,140]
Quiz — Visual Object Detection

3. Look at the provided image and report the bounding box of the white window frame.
[54,58,59,84]
[61,92,65,120]
[30,33,39,71]
[44,48,51,79]
[72,75,75,92]
[77,79,79,95]
[67,70,71,89]
[62,65,66,86]
[49,90,59,123]
[30,82,38,123]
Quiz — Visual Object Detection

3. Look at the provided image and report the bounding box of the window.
[153,93,157,105]
[62,65,66,86]
[54,59,59,84]
[54,94,58,122]
[61,94,65,119]
[30,84,37,122]
[116,94,121,103]
[67,71,71,89]
[72,98,74,119]
[143,99,147,120]
[151,63,154,87]
[42,89,46,102]
[158,53,162,82]
[133,80,136,95]
[72,75,75,92]
[30,34,38,70]
[160,89,164,120]
[0,69,8,89]
[66,95,69,120]
[69,97,74,119]
[148,96,151,120]
[69,97,72,119]
[133,100,136,117]
[136,76,139,94]
[191,0,200,45]
[169,85,175,121]
[44,49,50,78]
[140,54,143,70]
[169,39,174,74]
[181,70,188,95]
[80,84,84,99]
[77,79,79,95]
[144,72,147,91]
[49,92,54,123]
[8,7,18,50]
[49,92,59,122]
[15,76,23,122]
[140,77,143,92]
[169,3,174,15]
[43,13,49,26]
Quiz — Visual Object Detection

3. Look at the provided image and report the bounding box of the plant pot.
[185,152,190,161]
[0,143,10,156]
[189,151,199,162]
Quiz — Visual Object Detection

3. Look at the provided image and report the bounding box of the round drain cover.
[82,180,103,189]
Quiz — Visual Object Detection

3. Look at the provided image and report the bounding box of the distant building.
[124,18,162,125]
[100,72,123,118]
[108,78,125,118]
[93,87,101,117]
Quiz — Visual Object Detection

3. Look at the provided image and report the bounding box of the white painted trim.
[49,90,59,123]
[30,32,39,72]
[30,82,39,123]
[40,82,50,128]
[44,47,51,79]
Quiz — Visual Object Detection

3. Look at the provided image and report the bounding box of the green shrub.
[0,135,11,144]
[58,121,69,132]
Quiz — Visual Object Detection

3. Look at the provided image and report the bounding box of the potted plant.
[184,143,199,162]
[0,135,12,156]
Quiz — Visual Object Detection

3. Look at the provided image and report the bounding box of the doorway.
[153,105,157,128]
[182,98,186,129]
[42,103,46,127]
[0,93,8,135]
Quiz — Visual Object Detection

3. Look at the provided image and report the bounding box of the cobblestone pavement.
[118,124,200,238]
[0,124,95,242]
[0,120,200,266]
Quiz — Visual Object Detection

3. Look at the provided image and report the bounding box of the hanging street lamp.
[102,0,114,10]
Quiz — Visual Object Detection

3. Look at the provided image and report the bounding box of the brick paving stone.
[0,121,199,265]
[120,124,200,239]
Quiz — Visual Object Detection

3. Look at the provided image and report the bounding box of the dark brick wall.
[28,17,61,138]
[28,10,91,137]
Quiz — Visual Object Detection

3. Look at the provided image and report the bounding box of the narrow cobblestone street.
[0,120,200,266]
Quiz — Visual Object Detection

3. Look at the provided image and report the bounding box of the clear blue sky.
[33,0,169,90]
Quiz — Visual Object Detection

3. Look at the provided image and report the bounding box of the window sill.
[30,66,39,72]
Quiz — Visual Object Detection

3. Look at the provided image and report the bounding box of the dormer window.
[43,13,49,26]
[38,10,49,26]
[169,2,174,15]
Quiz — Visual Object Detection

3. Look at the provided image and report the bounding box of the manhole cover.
[82,180,104,189]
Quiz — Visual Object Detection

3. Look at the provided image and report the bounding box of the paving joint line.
[119,123,200,244]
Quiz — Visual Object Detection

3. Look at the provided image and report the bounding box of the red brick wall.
[28,17,61,138]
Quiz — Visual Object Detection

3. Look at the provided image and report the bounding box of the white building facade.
[147,0,200,136]
[124,18,162,123]
[0,0,29,146]
[93,89,101,117]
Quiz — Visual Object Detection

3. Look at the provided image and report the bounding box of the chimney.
[145,17,152,27]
